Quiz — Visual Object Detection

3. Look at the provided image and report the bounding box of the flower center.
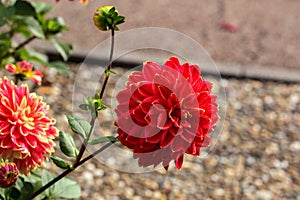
[5,171,17,183]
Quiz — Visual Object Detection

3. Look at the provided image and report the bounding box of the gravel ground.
[33,63,300,200]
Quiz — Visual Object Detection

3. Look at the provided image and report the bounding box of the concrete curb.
[45,48,300,83]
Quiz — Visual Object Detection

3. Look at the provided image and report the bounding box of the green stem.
[0,36,36,61]
[28,26,116,199]
[28,139,117,200]
[73,117,95,168]
[74,23,115,166]
[100,24,115,98]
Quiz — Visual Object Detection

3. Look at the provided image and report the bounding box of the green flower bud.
[93,6,125,31]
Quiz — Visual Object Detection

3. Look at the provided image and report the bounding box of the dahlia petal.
[145,130,163,143]
[163,164,169,171]
[0,137,13,148]
[175,154,184,169]
[164,57,181,71]
[186,143,200,155]
[142,62,161,81]
[160,130,175,148]
[168,109,181,128]
[157,112,167,129]
[144,126,160,138]
[170,136,189,152]
[137,84,153,97]
[152,73,173,89]
[5,63,18,74]
[29,71,43,85]
[180,130,195,143]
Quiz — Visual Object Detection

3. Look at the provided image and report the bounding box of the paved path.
[42,0,300,81]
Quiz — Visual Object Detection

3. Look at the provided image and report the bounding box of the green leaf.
[113,16,125,25]
[66,114,91,139]
[48,61,72,75]
[0,3,15,26]
[0,187,6,199]
[88,136,117,145]
[18,182,34,200]
[79,104,89,111]
[41,170,80,199]
[19,48,48,64]
[105,69,117,76]
[59,131,79,158]
[49,155,71,169]
[0,4,6,26]
[51,177,81,198]
[41,170,53,197]
[23,16,45,38]
[14,0,36,16]
[31,2,53,16]
[51,39,73,61]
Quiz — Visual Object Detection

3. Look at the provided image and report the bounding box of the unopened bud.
[93,6,125,31]
[0,162,19,188]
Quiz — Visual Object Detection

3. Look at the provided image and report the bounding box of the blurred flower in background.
[5,61,43,85]
[55,0,88,5]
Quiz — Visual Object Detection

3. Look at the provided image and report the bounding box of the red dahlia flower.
[0,77,58,175]
[115,57,219,170]
[0,162,18,188]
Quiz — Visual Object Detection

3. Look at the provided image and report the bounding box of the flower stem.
[0,36,36,61]
[74,24,115,167]
[73,117,95,168]
[100,24,115,98]
[28,140,117,200]
[28,25,116,200]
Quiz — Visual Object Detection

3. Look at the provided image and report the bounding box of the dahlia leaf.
[51,38,73,61]
[14,0,36,17]
[59,131,79,158]
[79,103,89,110]
[23,16,45,39]
[66,114,91,139]
[48,61,72,75]
[88,136,117,145]
[49,155,71,169]
[105,69,117,76]
[17,182,34,200]
[31,2,53,16]
[41,170,54,197]
[51,177,81,199]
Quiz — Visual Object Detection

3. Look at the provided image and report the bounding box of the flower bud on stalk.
[0,162,19,188]
[93,6,125,31]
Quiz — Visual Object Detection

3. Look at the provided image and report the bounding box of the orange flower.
[0,77,58,174]
[5,61,43,85]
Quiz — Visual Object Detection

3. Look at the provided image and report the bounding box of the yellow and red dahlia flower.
[0,77,58,175]
[0,162,18,188]
[5,61,43,85]
[115,57,219,170]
